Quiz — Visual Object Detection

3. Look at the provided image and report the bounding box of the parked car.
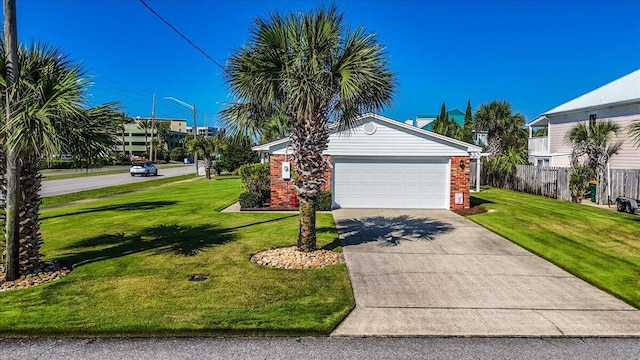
[130,162,158,177]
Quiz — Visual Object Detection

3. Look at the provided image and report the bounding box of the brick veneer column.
[450,156,471,210]
[269,154,332,209]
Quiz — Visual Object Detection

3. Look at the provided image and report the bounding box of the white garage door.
[333,157,450,209]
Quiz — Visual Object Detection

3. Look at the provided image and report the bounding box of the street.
[0,337,638,360]
[40,164,195,197]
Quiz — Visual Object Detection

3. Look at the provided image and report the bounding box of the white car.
[130,162,158,177]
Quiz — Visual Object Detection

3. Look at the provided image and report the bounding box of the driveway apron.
[331,209,640,337]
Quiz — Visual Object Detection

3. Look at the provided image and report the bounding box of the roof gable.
[253,113,481,156]
[544,69,640,115]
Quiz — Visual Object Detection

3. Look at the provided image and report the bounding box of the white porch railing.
[528,136,548,154]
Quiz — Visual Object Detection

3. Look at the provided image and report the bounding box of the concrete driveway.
[331,209,640,337]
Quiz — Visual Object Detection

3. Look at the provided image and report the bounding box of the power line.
[139,0,226,72]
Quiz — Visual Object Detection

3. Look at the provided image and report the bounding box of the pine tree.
[462,99,474,143]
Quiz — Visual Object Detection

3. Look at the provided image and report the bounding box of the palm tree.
[566,120,621,204]
[185,135,223,179]
[629,120,640,148]
[474,100,528,187]
[474,100,527,159]
[221,6,395,251]
[1,41,121,277]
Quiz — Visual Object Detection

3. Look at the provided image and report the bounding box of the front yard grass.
[0,178,354,336]
[469,188,640,309]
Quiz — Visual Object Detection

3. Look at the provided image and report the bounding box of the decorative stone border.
[250,246,344,269]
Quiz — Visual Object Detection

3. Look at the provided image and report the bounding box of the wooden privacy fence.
[476,164,640,203]
[609,169,640,200]
[512,165,572,201]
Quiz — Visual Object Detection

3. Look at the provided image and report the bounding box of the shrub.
[239,191,263,209]
[316,191,332,211]
[41,160,74,169]
[238,163,270,197]
[569,165,595,203]
[170,147,188,161]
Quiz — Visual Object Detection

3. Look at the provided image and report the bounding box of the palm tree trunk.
[297,197,316,252]
[18,156,43,272]
[290,116,329,252]
[4,151,20,280]
[4,0,20,281]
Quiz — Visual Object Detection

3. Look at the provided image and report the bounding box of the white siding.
[547,103,640,169]
[326,117,470,157]
[268,114,479,156]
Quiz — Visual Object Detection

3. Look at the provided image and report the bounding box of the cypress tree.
[431,102,449,134]
[462,98,474,143]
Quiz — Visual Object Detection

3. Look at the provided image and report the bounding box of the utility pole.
[150,94,156,162]
[4,0,20,280]
[164,96,198,176]
[192,103,198,174]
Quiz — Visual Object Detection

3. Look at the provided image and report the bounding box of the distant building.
[187,126,225,138]
[115,117,228,158]
[115,121,154,157]
[115,117,190,157]
[405,109,487,146]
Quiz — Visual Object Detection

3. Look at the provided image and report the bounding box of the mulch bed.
[453,206,488,216]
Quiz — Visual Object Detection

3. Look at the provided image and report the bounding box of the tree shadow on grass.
[335,215,454,247]
[56,223,235,268]
[471,196,494,207]
[41,201,179,220]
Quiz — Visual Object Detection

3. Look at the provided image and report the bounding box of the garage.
[253,113,481,211]
[333,157,449,209]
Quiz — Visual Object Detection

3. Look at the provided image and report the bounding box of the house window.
[589,114,597,129]
[537,159,550,167]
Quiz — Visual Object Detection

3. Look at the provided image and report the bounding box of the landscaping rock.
[0,261,71,292]
[251,246,344,269]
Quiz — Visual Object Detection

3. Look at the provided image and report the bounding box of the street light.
[165,96,198,175]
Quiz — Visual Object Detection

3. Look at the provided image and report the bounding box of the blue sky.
[15,0,640,128]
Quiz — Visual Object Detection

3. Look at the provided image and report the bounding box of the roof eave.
[544,98,640,117]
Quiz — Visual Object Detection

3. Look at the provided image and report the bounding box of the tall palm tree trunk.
[18,156,43,271]
[4,0,20,281]
[290,118,329,252]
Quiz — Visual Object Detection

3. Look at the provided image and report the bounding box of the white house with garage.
[253,113,482,210]
[527,69,640,168]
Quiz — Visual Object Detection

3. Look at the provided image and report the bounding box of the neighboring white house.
[527,69,640,168]
[253,113,481,210]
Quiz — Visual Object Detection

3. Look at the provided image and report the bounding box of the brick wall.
[269,154,332,209]
[450,156,471,210]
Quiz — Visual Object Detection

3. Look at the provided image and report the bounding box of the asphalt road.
[40,164,195,197]
[0,337,639,360]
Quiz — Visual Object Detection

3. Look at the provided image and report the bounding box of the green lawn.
[469,188,640,308]
[0,178,354,336]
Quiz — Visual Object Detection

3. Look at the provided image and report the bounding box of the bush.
[569,165,595,203]
[239,191,263,209]
[316,191,332,211]
[170,147,188,161]
[41,160,74,169]
[238,163,270,198]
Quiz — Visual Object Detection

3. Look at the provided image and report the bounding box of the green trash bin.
[589,181,597,203]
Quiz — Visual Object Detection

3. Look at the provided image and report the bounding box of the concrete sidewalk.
[331,209,640,337]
